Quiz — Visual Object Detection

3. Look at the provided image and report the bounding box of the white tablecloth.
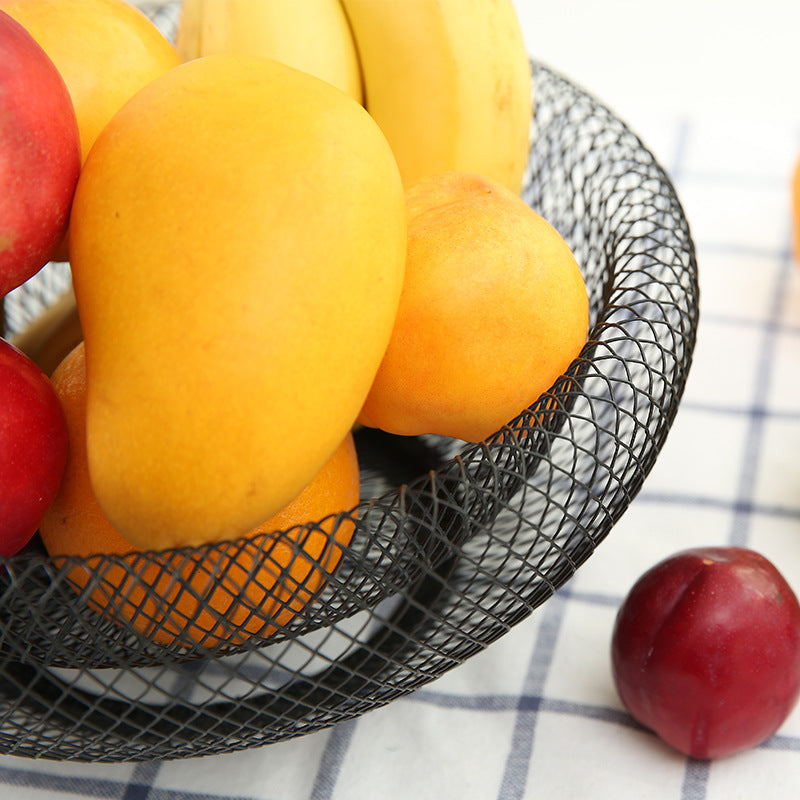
[5,1,800,797]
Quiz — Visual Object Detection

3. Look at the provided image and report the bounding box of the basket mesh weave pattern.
[0,62,699,762]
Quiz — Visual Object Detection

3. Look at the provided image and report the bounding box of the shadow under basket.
[0,61,699,762]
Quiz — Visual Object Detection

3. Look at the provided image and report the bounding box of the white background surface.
[518,0,800,125]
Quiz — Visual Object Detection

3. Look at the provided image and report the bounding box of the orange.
[358,171,589,442]
[40,343,360,648]
[0,0,181,259]
[794,156,800,263]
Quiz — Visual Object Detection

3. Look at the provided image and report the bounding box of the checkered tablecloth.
[4,1,800,798]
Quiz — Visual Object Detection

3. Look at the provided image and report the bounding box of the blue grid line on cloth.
[123,763,161,800]
[0,764,126,798]
[0,761,160,800]
[307,719,358,800]
[726,255,796,552]
[495,591,569,800]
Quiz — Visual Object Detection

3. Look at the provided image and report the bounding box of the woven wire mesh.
[0,61,699,762]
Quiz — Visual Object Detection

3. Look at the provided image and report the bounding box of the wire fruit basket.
[0,60,699,762]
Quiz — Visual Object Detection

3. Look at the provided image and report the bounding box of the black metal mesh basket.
[0,60,699,762]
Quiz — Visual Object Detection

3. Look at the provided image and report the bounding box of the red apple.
[0,10,80,296]
[0,338,69,556]
[611,546,800,759]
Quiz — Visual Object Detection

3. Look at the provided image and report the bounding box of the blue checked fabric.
[3,1,800,798]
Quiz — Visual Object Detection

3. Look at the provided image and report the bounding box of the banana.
[339,0,532,194]
[175,0,363,104]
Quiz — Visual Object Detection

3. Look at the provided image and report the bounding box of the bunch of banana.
[341,0,532,195]
[175,0,363,103]
[175,0,532,195]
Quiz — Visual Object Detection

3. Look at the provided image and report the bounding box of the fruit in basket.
[0,0,180,165]
[40,343,360,647]
[0,338,68,557]
[793,155,800,264]
[69,54,406,551]
[176,0,363,103]
[611,547,800,759]
[358,171,588,442]
[0,11,80,295]
[340,0,532,194]
[0,0,181,261]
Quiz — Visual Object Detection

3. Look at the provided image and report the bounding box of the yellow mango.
[69,54,406,550]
